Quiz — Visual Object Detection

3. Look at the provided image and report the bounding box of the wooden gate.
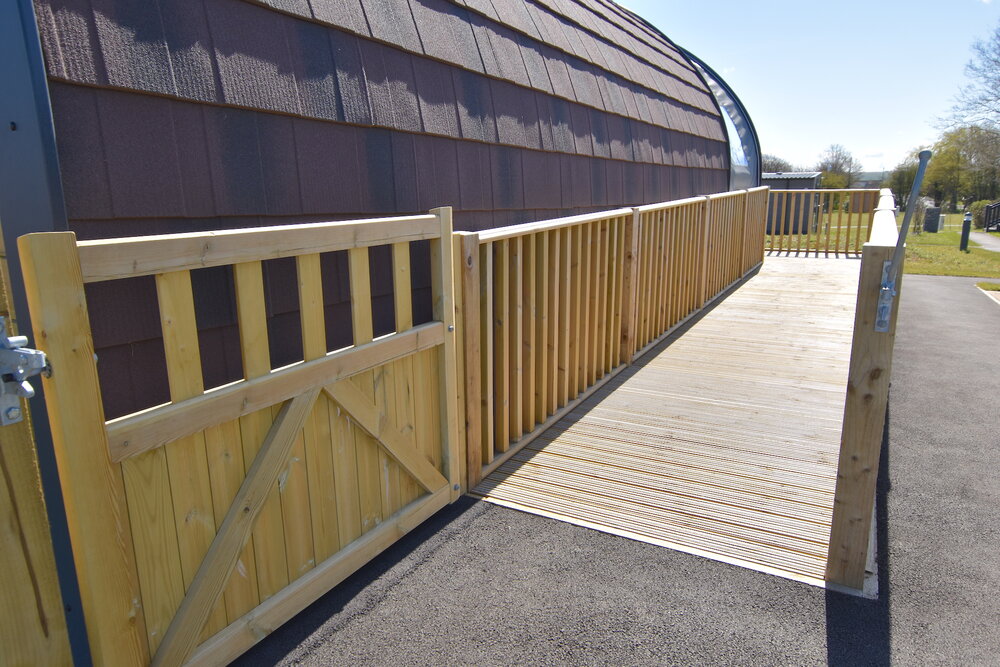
[18,209,460,666]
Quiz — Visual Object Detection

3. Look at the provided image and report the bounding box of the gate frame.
[19,207,462,666]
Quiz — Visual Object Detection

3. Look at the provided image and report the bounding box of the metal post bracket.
[875,260,895,333]
[0,316,50,425]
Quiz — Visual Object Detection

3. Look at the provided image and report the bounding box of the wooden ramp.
[472,256,862,587]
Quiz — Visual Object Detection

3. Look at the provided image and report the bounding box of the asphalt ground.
[236,273,999,666]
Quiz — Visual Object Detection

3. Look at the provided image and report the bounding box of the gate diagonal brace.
[0,316,50,425]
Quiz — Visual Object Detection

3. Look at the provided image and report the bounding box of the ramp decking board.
[473,256,861,586]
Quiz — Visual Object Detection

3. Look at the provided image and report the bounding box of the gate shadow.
[232,494,484,665]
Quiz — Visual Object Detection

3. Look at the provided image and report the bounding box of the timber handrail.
[477,207,635,242]
[826,188,901,590]
[77,214,439,281]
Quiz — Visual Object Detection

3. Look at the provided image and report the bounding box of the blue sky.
[622,0,1000,173]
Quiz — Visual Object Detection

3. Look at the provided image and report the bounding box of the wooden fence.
[11,186,771,665]
[826,189,903,590]
[460,188,769,487]
[18,210,461,666]
[766,189,880,256]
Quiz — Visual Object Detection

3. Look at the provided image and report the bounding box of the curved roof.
[36,0,730,235]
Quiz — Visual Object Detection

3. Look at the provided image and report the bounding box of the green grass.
[897,218,1000,278]
[904,244,1000,278]
[906,229,969,246]
[976,281,1000,291]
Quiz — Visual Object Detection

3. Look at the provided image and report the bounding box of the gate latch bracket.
[0,316,50,426]
[874,260,895,333]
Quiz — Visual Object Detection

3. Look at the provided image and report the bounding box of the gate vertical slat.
[347,248,383,533]
[234,261,288,601]
[155,270,229,639]
[392,242,420,507]
[297,253,340,564]
[19,231,149,666]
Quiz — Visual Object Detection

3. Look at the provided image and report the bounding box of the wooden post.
[738,191,749,274]
[430,208,462,502]
[18,232,149,666]
[0,231,71,666]
[457,232,483,490]
[698,197,711,307]
[826,242,899,589]
[621,210,641,363]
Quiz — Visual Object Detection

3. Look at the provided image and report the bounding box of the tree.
[923,137,964,210]
[762,154,794,172]
[886,155,919,209]
[816,144,863,189]
[949,20,1000,129]
[922,126,1000,210]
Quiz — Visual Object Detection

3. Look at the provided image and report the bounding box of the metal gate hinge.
[0,316,50,426]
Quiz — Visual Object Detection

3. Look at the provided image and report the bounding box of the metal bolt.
[5,407,21,422]
[453,483,460,491]
[447,325,455,332]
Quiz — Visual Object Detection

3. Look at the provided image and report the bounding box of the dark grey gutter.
[0,1,90,663]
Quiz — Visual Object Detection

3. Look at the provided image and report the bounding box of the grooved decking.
[472,256,862,586]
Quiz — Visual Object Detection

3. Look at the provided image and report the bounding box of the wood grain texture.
[348,247,382,534]
[152,389,320,667]
[297,254,340,564]
[430,207,462,501]
[18,232,149,666]
[233,261,288,603]
[184,485,451,667]
[826,240,898,589]
[474,257,862,587]
[106,323,444,461]
[0,245,71,666]
[155,270,228,639]
[458,233,482,489]
[77,215,440,282]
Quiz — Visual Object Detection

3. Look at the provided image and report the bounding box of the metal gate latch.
[0,316,50,426]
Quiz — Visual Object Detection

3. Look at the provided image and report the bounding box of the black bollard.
[960,211,972,251]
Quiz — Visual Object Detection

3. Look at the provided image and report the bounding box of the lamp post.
[960,210,972,251]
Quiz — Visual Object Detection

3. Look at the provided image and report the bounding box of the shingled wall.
[33,0,731,416]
